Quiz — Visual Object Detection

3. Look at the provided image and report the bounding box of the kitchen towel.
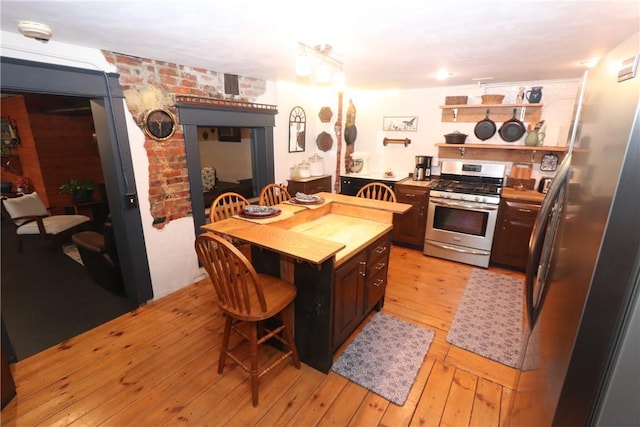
[447,268,523,368]
[331,312,434,406]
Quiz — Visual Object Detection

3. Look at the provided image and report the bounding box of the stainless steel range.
[424,161,505,268]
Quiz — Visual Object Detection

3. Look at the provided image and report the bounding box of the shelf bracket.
[453,108,458,121]
[383,137,411,147]
[531,150,536,162]
[520,106,527,121]
[459,147,465,158]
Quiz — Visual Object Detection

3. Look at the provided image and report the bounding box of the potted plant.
[59,179,96,202]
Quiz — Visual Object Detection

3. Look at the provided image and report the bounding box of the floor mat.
[446,268,523,368]
[331,312,434,406]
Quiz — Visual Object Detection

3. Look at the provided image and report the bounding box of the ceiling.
[1,1,638,90]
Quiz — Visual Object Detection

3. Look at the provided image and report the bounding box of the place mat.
[331,312,434,406]
[234,208,294,224]
[446,268,524,368]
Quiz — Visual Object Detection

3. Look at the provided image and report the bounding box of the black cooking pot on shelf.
[499,108,526,142]
[474,109,497,141]
[444,131,468,144]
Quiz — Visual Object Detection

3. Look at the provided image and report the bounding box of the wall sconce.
[297,42,345,88]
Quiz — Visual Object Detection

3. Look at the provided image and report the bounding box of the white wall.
[198,127,252,183]
[2,31,580,300]
[274,79,580,187]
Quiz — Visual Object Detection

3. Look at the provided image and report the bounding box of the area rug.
[62,243,84,265]
[331,312,434,406]
[446,268,523,368]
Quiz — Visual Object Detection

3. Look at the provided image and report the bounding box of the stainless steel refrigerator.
[507,33,640,426]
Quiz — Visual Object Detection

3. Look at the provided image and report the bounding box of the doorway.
[0,57,153,361]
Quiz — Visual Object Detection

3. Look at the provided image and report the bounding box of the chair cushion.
[17,215,90,235]
[201,167,217,191]
[2,192,48,225]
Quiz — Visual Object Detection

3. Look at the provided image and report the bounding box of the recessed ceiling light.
[435,68,452,80]
[17,20,52,42]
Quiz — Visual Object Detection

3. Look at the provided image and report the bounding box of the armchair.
[1,191,90,252]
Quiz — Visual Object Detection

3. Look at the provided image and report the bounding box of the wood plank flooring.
[1,245,524,426]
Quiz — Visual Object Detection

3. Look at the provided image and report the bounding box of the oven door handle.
[430,199,499,211]
[425,241,490,256]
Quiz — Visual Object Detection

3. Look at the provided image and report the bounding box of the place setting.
[235,204,293,224]
[287,192,328,209]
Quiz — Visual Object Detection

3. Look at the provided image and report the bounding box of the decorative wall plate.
[318,106,333,122]
[540,153,559,171]
[316,131,333,152]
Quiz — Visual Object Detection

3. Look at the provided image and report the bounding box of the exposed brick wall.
[102,51,267,228]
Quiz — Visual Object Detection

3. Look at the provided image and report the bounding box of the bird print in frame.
[383,116,418,131]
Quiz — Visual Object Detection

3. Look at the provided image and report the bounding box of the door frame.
[176,104,276,235]
[0,56,153,304]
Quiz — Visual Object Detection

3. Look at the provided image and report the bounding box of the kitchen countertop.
[502,187,546,203]
[341,172,409,182]
[396,177,437,188]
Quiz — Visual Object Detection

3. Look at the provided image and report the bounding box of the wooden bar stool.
[258,183,291,206]
[356,182,397,202]
[195,232,300,406]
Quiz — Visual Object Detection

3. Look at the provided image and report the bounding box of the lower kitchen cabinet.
[332,232,391,350]
[491,198,541,270]
[392,183,429,247]
[287,175,331,195]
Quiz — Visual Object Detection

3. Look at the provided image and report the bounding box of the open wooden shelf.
[440,103,543,124]
[436,143,567,163]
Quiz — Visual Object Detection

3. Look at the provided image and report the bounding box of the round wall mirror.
[289,106,306,152]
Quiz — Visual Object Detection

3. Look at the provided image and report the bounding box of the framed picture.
[218,127,241,142]
[383,116,418,132]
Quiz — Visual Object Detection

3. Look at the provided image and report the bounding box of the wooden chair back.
[195,232,267,317]
[356,182,397,202]
[258,183,291,206]
[209,192,250,223]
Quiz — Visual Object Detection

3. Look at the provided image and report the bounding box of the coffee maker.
[413,155,432,181]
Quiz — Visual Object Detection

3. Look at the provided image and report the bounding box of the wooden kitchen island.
[201,192,411,373]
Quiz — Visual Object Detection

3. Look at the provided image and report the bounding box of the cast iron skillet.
[499,108,526,142]
[474,109,496,140]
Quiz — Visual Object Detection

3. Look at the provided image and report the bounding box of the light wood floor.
[1,245,524,426]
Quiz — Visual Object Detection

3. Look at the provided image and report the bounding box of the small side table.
[287,175,331,195]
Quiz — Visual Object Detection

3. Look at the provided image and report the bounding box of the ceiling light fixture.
[580,57,600,68]
[435,68,453,80]
[17,20,52,42]
[296,42,345,88]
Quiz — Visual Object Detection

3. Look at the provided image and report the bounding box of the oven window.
[433,205,489,236]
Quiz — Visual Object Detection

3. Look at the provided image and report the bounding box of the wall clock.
[143,108,177,141]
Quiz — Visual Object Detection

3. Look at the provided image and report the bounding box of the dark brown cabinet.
[332,232,391,350]
[491,198,541,270]
[392,183,429,247]
[287,175,331,195]
[333,252,365,350]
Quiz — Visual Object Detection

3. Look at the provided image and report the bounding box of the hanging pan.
[499,108,526,142]
[474,109,496,141]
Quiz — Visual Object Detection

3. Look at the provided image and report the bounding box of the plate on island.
[290,193,324,205]
[240,205,281,218]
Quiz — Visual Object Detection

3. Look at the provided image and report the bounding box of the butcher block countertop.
[201,195,411,267]
[502,187,546,203]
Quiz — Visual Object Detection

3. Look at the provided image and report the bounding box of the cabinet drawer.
[365,266,388,313]
[367,235,390,265]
